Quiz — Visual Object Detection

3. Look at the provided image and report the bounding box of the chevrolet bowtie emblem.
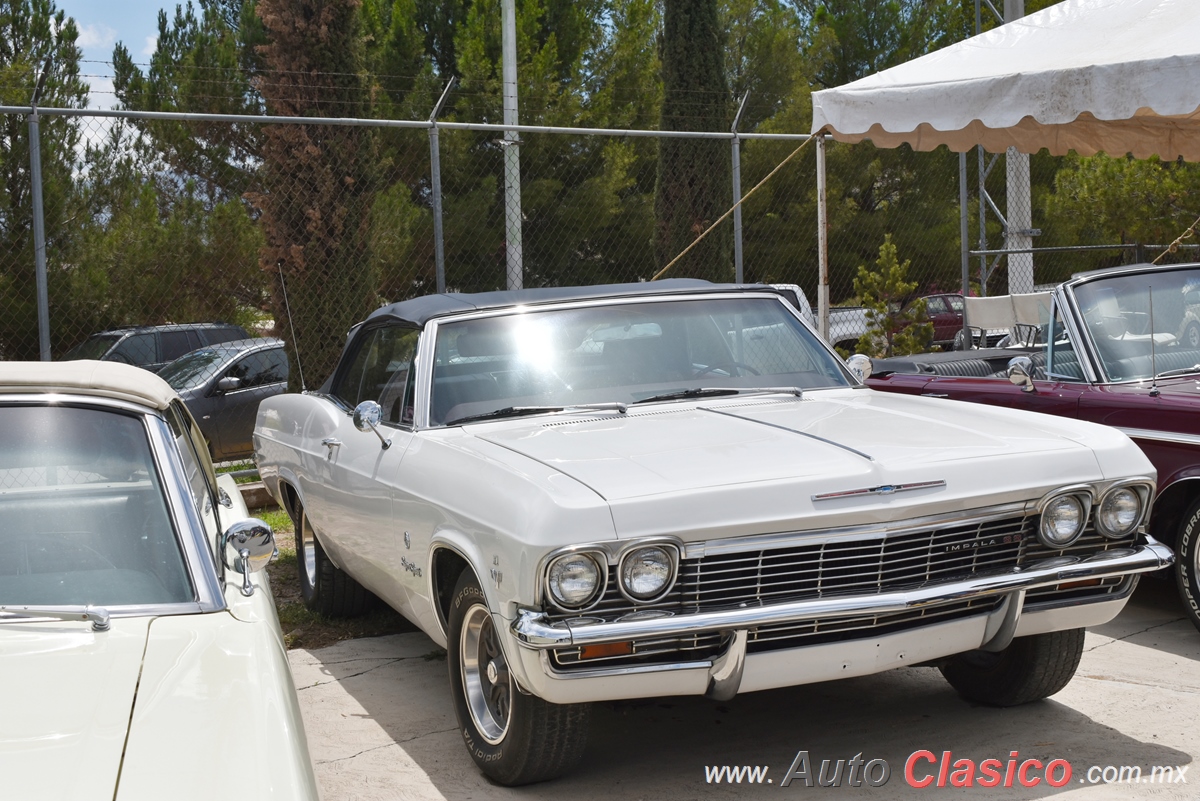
[812,480,946,501]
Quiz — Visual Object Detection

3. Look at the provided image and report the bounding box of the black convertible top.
[365,279,791,327]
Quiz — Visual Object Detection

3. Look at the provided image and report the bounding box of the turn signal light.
[579,642,633,660]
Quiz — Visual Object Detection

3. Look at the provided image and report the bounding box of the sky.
[57,1,172,108]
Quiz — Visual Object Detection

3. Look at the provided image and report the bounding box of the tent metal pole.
[959,151,970,344]
[816,135,829,341]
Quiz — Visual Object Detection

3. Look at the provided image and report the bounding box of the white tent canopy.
[810,0,1200,161]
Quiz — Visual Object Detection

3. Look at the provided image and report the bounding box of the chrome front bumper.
[511,540,1172,700]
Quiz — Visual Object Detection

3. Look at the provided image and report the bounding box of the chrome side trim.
[1118,427,1200,448]
[512,538,1173,649]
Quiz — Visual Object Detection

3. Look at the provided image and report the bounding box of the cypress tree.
[251,0,377,391]
[654,0,732,281]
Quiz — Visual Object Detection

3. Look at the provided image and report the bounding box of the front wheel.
[293,501,375,617]
[1175,499,1200,633]
[447,572,590,785]
[940,629,1085,706]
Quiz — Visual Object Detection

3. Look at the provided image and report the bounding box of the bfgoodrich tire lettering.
[293,501,375,618]
[447,571,590,785]
[940,628,1085,707]
[1176,499,1200,633]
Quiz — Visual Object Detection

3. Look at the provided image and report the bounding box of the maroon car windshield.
[1073,268,1200,382]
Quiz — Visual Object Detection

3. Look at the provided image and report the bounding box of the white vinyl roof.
[810,0,1200,160]
[0,360,178,410]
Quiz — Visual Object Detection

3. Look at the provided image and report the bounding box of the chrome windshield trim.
[419,291,855,429]
[0,602,209,623]
[512,538,1173,649]
[684,501,1030,559]
[145,415,226,613]
[0,397,225,615]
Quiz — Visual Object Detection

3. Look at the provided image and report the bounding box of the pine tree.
[853,234,933,357]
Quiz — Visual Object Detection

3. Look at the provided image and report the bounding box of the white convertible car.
[0,361,318,801]
[254,280,1173,785]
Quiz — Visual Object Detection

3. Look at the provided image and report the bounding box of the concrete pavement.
[289,579,1200,800]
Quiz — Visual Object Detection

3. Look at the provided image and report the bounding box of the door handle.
[321,438,342,458]
[921,392,949,398]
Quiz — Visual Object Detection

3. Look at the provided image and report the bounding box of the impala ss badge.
[812,480,946,502]
[400,557,422,577]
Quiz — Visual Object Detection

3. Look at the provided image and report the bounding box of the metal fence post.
[730,91,749,284]
[816,135,829,341]
[429,78,455,294]
[28,64,51,361]
[501,0,523,290]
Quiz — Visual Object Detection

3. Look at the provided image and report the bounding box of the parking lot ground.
[290,578,1200,800]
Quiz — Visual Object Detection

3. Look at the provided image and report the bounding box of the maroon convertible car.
[863,262,1200,633]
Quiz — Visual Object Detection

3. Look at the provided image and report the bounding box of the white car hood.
[0,617,150,801]
[471,390,1115,541]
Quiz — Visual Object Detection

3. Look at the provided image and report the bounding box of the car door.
[108,333,158,370]
[301,325,420,613]
[914,300,1091,418]
[209,347,290,461]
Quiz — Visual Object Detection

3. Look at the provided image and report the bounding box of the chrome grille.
[547,514,1140,671]
[679,515,1029,612]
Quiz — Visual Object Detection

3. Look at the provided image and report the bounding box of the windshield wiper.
[445,402,628,427]
[0,604,111,631]
[1154,364,1200,379]
[633,387,804,405]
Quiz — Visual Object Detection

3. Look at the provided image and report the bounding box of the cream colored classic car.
[0,361,317,801]
[254,280,1173,785]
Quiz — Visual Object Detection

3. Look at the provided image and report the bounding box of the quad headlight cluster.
[544,543,679,611]
[1036,482,1151,549]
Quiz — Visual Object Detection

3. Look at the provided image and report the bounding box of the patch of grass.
[216,461,260,484]
[257,506,415,650]
[256,507,294,536]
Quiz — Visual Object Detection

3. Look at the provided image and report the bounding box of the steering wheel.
[693,362,761,377]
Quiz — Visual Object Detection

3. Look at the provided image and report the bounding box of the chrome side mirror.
[352,400,392,449]
[845,354,873,384]
[217,376,241,392]
[221,518,276,597]
[1006,356,1036,393]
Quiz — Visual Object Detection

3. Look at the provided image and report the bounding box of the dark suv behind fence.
[62,323,251,373]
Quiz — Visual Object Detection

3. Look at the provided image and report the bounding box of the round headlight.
[1097,487,1142,538]
[620,546,675,601]
[547,553,603,609]
[1040,494,1086,547]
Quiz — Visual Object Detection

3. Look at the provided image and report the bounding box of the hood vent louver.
[542,408,686,427]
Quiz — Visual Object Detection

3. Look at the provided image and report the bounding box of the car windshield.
[1073,267,1200,381]
[430,295,851,425]
[0,404,194,608]
[160,348,227,390]
[63,334,120,361]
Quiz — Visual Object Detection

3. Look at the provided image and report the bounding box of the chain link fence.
[3,106,1198,389]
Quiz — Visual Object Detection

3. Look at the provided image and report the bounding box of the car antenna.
[278,263,307,393]
[1149,286,1160,397]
